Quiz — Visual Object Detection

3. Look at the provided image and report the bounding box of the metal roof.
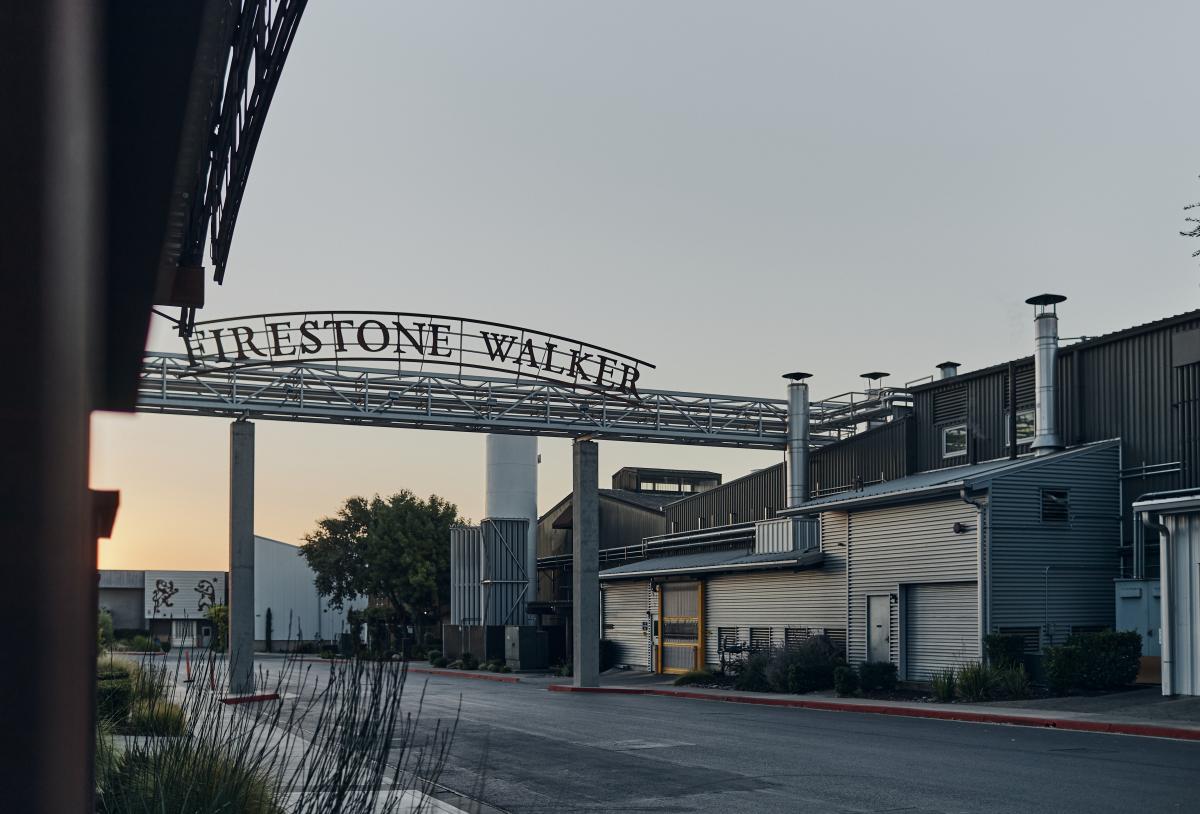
[599,548,824,580]
[780,440,1120,515]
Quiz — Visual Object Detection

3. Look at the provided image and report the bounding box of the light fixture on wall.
[953,522,970,535]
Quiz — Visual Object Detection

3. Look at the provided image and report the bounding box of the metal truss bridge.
[137,352,797,449]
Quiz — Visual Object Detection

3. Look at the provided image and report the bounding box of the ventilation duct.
[936,361,960,380]
[784,372,811,508]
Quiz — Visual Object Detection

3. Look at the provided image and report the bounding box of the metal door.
[867,595,890,663]
[658,582,704,674]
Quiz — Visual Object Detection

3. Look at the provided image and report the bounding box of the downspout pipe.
[1140,510,1172,695]
[961,488,988,661]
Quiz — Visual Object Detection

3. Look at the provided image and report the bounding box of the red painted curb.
[408,667,520,684]
[546,685,1200,742]
[220,692,280,705]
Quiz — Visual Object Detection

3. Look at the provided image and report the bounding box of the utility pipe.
[1140,510,1172,695]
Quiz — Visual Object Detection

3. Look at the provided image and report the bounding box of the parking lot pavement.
[281,660,1200,814]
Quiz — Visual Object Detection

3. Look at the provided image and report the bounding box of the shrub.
[983,633,1026,670]
[1044,644,1081,694]
[128,699,187,737]
[931,667,957,702]
[733,652,771,692]
[555,661,573,677]
[129,635,156,653]
[1069,630,1141,690]
[765,636,842,694]
[957,662,994,702]
[833,665,859,697]
[458,652,479,670]
[498,664,512,673]
[1043,631,1141,694]
[426,649,442,664]
[205,604,229,652]
[995,665,1031,700]
[101,746,278,814]
[430,656,448,668]
[97,656,136,682]
[673,669,715,687]
[98,609,115,649]
[97,678,134,723]
[858,661,898,693]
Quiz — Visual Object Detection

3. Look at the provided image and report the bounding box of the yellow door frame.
[656,580,704,674]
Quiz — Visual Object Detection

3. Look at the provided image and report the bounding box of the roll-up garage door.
[905,582,978,682]
[602,581,650,668]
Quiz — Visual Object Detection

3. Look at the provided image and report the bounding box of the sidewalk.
[549,672,1200,742]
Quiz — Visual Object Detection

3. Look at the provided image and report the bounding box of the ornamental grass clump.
[97,642,458,814]
[956,662,994,702]
[995,664,1031,700]
[931,667,957,702]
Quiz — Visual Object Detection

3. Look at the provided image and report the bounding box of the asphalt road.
[283,664,1200,814]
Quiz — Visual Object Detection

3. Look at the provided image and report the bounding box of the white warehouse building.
[98,535,365,651]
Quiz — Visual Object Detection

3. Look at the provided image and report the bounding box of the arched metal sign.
[180,311,653,400]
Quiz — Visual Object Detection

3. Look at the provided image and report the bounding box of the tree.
[205,604,229,652]
[301,491,461,630]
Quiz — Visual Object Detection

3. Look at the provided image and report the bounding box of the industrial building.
[586,298,1200,692]
[98,535,363,650]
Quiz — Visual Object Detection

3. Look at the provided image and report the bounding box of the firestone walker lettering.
[182,312,651,400]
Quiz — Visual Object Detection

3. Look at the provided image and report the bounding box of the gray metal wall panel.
[810,417,914,498]
[482,518,530,626]
[703,546,847,666]
[845,499,979,669]
[601,580,651,668]
[988,443,1121,646]
[1162,512,1200,695]
[450,525,483,625]
[905,581,979,681]
[665,464,786,532]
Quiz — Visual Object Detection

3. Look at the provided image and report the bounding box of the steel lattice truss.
[138,353,792,449]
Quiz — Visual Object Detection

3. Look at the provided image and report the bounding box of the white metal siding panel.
[987,444,1121,647]
[702,546,846,665]
[905,582,978,681]
[144,571,226,620]
[754,518,792,553]
[602,580,650,668]
[845,498,979,669]
[254,538,365,644]
[1163,512,1200,696]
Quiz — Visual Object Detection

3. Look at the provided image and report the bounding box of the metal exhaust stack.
[936,361,960,380]
[784,372,811,508]
[1026,294,1066,455]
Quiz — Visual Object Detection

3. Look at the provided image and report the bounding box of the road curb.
[408,667,520,684]
[546,684,1200,742]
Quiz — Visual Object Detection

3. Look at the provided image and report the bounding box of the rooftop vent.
[936,361,961,380]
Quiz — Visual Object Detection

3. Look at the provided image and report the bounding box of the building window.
[1041,489,1069,522]
[1005,408,1036,448]
[941,425,967,459]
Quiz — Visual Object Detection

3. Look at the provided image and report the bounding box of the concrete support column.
[572,439,600,688]
[229,419,255,694]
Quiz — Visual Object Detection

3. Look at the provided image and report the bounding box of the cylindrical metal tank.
[485,434,538,621]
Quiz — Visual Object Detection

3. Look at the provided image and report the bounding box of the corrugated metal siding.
[809,418,914,498]
[481,518,530,626]
[601,580,651,668]
[451,525,483,624]
[912,313,1200,559]
[905,582,978,681]
[988,443,1121,647]
[752,517,819,553]
[845,499,979,669]
[703,544,847,667]
[665,463,786,532]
